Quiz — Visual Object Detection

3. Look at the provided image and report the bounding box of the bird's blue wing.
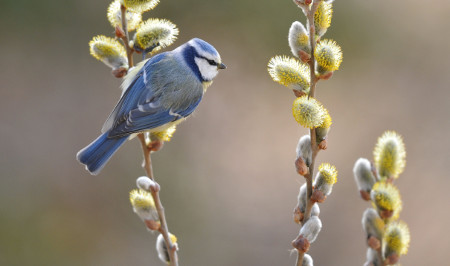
[102,53,167,133]
[107,95,202,137]
[104,52,204,138]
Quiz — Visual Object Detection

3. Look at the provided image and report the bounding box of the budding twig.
[295,2,321,265]
[119,5,177,265]
[137,135,178,266]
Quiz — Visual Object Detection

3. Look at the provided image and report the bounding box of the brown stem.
[120,4,134,67]
[138,135,178,266]
[307,3,319,99]
[138,134,154,179]
[296,251,304,266]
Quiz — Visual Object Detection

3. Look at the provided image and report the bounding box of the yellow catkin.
[373,131,406,179]
[89,35,126,60]
[107,0,142,31]
[318,163,338,184]
[169,233,177,244]
[151,125,177,142]
[129,189,155,209]
[292,96,326,128]
[384,221,410,255]
[314,1,333,35]
[122,0,160,13]
[319,109,332,129]
[315,39,343,72]
[268,56,310,91]
[371,182,402,219]
[134,18,179,51]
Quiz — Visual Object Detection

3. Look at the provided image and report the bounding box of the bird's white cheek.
[195,58,218,81]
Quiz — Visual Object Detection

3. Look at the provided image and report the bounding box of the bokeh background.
[1,0,449,265]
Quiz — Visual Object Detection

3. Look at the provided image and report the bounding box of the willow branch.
[295,2,320,265]
[138,135,178,266]
[301,0,320,227]
[119,5,177,266]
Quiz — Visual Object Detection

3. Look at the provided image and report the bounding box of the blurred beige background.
[1,0,449,265]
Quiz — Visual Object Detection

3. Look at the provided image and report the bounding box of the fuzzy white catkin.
[298,183,307,211]
[311,202,320,217]
[136,176,156,191]
[362,208,384,240]
[289,21,310,57]
[313,171,333,196]
[298,183,320,216]
[303,253,313,266]
[299,216,322,243]
[353,158,376,191]
[296,135,312,166]
[156,234,170,264]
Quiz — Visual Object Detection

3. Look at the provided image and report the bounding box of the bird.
[77,38,226,175]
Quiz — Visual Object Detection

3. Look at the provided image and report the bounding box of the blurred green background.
[1,0,449,265]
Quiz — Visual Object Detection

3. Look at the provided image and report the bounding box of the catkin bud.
[292,96,326,129]
[314,39,343,76]
[383,221,410,260]
[353,158,377,199]
[299,216,322,243]
[156,233,178,264]
[311,202,320,217]
[296,135,312,167]
[303,254,313,266]
[133,18,179,54]
[370,182,402,220]
[362,208,384,242]
[136,176,158,192]
[129,189,159,224]
[297,183,307,213]
[268,56,310,93]
[288,21,311,61]
[314,0,333,38]
[89,35,128,71]
[313,163,337,200]
[122,0,160,13]
[297,183,320,217]
[373,131,406,180]
[108,0,142,31]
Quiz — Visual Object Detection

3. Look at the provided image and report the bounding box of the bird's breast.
[202,81,213,93]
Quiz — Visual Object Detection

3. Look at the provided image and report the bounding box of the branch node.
[318,139,327,150]
[293,206,304,224]
[359,190,371,201]
[292,235,310,253]
[310,189,326,203]
[295,157,309,176]
[367,235,381,250]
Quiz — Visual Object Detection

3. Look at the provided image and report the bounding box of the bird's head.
[182,38,226,82]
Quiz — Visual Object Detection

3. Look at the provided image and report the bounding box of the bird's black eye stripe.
[207,59,217,66]
[199,56,217,66]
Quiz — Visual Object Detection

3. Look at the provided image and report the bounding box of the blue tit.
[77,38,226,175]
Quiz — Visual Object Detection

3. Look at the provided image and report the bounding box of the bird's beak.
[218,63,227,70]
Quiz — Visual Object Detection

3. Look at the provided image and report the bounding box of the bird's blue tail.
[76,132,128,175]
